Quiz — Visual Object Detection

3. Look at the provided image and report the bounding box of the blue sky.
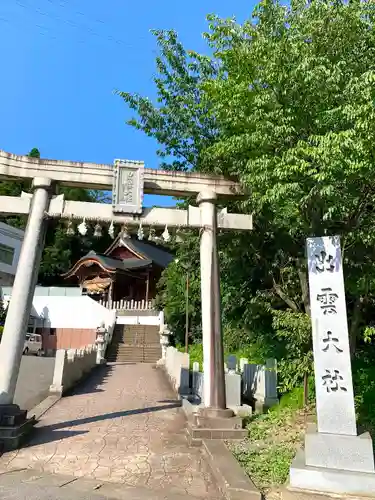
[0,0,255,206]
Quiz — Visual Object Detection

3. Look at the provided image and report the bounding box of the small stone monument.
[255,359,278,410]
[290,236,375,495]
[227,355,237,373]
[225,372,242,408]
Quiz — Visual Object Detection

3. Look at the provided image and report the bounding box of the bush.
[352,347,375,434]
[186,343,204,369]
[278,386,304,411]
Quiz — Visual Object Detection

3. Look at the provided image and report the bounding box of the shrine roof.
[62,251,152,278]
[105,236,174,268]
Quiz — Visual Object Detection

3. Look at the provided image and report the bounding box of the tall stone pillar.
[186,191,246,443]
[0,177,52,405]
[197,190,227,411]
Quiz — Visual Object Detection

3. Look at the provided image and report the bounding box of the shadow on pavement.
[64,364,115,396]
[26,429,89,446]
[45,401,182,432]
[25,401,182,447]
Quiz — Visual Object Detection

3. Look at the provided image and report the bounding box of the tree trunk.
[272,278,299,312]
[349,297,363,358]
[297,258,311,317]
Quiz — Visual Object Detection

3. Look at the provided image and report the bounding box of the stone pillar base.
[186,406,247,446]
[0,404,35,452]
[304,424,374,472]
[290,425,375,496]
[200,407,234,419]
[290,449,375,496]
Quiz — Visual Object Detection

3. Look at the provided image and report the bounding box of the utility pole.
[185,271,189,353]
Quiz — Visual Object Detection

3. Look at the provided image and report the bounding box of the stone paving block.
[0,363,222,499]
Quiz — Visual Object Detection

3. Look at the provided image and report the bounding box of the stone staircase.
[106,324,162,363]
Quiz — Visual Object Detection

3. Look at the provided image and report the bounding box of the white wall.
[32,296,114,329]
[0,222,24,280]
[116,311,162,326]
[34,286,82,297]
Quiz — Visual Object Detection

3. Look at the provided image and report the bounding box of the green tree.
[0,148,111,285]
[0,147,36,228]
[119,0,375,391]
[201,0,375,352]
[155,232,202,345]
[28,147,40,158]
[0,298,6,324]
[117,29,219,172]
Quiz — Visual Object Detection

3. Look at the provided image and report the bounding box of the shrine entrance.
[0,149,252,435]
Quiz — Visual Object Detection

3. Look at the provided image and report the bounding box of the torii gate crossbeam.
[0,150,245,197]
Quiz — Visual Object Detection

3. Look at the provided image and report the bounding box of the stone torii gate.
[0,150,252,444]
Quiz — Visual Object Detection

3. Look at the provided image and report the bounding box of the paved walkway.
[14,355,55,410]
[0,363,220,499]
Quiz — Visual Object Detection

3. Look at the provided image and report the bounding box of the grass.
[178,342,375,492]
[352,348,375,435]
[228,352,375,494]
[229,388,314,493]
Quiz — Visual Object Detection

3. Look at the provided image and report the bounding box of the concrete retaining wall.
[49,344,97,395]
[164,347,190,394]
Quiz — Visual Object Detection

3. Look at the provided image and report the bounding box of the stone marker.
[225,373,241,407]
[259,359,278,409]
[241,360,278,411]
[191,362,201,402]
[290,235,375,496]
[192,371,242,409]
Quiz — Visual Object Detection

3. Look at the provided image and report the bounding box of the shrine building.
[62,235,173,306]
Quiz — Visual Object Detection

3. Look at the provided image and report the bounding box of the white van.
[23,333,43,356]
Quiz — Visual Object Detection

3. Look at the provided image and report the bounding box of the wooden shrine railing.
[99,299,155,311]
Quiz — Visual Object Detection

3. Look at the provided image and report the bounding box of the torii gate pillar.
[0,178,52,405]
[185,189,247,440]
[197,190,227,411]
